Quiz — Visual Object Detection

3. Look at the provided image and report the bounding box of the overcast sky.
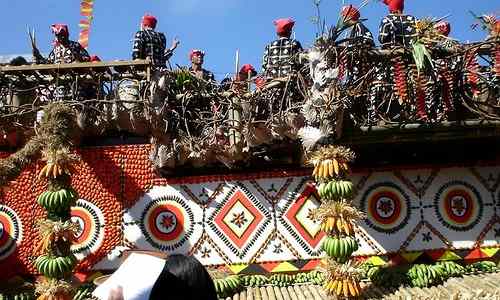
[0,0,497,79]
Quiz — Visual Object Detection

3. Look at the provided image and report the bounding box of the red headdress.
[189,49,205,60]
[341,5,360,22]
[383,0,404,13]
[142,14,157,29]
[51,24,69,37]
[90,55,101,62]
[274,18,295,37]
[434,21,451,36]
[239,64,257,76]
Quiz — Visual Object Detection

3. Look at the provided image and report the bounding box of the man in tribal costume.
[132,14,179,69]
[34,24,90,65]
[32,24,91,102]
[262,18,304,79]
[366,0,418,124]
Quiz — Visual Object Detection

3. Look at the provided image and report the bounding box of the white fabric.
[92,253,166,300]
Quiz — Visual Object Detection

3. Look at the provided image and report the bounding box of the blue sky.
[0,1,497,79]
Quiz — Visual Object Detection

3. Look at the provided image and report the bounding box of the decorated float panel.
[0,144,499,279]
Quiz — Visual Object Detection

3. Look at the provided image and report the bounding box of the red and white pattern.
[71,199,105,259]
[1,145,500,275]
[0,205,22,261]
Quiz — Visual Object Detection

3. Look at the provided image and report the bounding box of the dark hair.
[9,56,28,66]
[149,254,217,300]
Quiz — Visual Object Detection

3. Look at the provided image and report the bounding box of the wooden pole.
[229,49,241,146]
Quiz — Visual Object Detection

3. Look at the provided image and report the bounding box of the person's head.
[142,14,157,30]
[434,21,451,37]
[238,64,257,81]
[190,49,205,66]
[149,254,217,300]
[341,5,361,25]
[383,0,404,14]
[51,24,69,44]
[274,18,295,38]
[9,56,28,66]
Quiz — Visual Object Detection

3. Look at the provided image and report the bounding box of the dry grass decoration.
[0,103,81,300]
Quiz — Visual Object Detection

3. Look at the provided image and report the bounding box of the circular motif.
[361,182,411,234]
[0,205,22,261]
[434,181,483,231]
[70,199,105,258]
[141,195,194,251]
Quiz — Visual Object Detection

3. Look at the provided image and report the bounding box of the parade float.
[1,1,500,299]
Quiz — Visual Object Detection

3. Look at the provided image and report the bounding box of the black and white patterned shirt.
[262,37,303,78]
[132,29,173,67]
[349,22,375,47]
[45,40,90,64]
[379,14,418,49]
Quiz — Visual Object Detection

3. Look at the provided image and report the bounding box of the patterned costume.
[379,0,417,49]
[342,5,375,47]
[36,24,90,64]
[379,14,418,49]
[262,18,303,78]
[132,15,174,68]
[34,24,91,101]
[47,40,90,64]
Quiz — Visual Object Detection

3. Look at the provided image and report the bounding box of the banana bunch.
[359,262,375,279]
[35,255,77,279]
[317,180,353,200]
[213,275,241,298]
[468,261,498,273]
[37,189,78,212]
[367,265,408,288]
[293,271,325,285]
[242,275,269,287]
[72,286,93,300]
[320,216,354,236]
[312,159,350,181]
[0,293,34,300]
[323,277,361,298]
[408,264,445,288]
[269,273,295,287]
[366,265,381,280]
[436,261,466,277]
[321,236,358,262]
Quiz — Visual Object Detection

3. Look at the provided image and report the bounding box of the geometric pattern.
[140,195,194,252]
[70,199,105,259]
[209,184,271,259]
[278,178,324,257]
[434,181,483,232]
[0,205,22,261]
[284,183,324,249]
[360,182,411,234]
[2,144,500,277]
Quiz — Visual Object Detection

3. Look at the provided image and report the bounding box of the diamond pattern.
[2,141,500,274]
[282,182,325,253]
[209,184,271,258]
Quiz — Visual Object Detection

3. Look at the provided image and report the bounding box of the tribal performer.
[262,18,303,79]
[32,24,91,101]
[341,5,374,47]
[188,49,215,82]
[379,0,418,49]
[132,14,179,68]
[368,0,419,123]
[33,24,90,64]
